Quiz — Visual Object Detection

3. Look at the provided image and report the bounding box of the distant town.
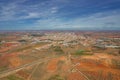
[0,31,120,80]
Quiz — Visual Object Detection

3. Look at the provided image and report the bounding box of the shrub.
[51,46,64,54]
[48,75,65,80]
[75,50,85,55]
[75,50,92,56]
[7,75,23,80]
[111,59,120,69]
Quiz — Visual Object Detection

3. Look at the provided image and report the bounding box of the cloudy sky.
[0,0,120,30]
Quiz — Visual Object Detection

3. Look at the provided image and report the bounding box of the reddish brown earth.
[47,58,58,72]
[17,70,29,79]
[71,54,120,80]
[68,72,86,80]
[0,47,11,53]
[46,56,67,72]
[0,52,21,69]
[45,54,120,80]
[9,55,22,68]
[0,43,20,53]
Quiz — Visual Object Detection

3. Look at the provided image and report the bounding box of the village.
[0,31,120,80]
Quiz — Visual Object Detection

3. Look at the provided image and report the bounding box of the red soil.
[70,54,120,80]
[68,72,86,80]
[46,56,67,72]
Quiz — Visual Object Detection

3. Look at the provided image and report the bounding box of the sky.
[0,0,120,30]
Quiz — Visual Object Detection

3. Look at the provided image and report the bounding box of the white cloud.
[0,0,60,21]
[32,9,120,30]
[0,0,120,30]
[23,12,40,19]
[51,7,58,13]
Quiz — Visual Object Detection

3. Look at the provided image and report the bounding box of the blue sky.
[0,0,120,30]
